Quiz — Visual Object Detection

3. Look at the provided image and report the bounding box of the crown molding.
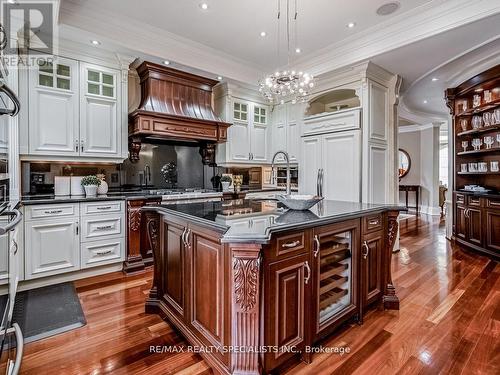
[398,122,443,134]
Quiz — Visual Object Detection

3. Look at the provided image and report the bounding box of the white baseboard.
[17,263,123,292]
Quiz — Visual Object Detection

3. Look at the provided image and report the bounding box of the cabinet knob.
[362,241,369,260]
[304,261,311,284]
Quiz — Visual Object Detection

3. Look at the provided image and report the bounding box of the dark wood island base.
[143,201,401,374]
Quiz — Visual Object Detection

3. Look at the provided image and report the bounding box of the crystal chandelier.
[259,0,315,104]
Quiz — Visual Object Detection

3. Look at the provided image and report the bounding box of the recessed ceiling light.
[423,100,428,104]
[90,40,101,46]
[260,31,267,37]
[376,2,400,16]
[199,2,209,10]
[217,76,222,80]
[432,77,439,82]
[347,22,356,28]
[163,60,170,65]
[295,48,301,53]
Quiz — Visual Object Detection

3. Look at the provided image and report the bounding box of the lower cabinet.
[25,219,80,279]
[361,230,384,308]
[484,209,500,253]
[467,207,483,246]
[455,205,467,241]
[263,254,308,371]
[81,238,124,269]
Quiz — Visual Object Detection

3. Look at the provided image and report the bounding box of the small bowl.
[276,194,324,210]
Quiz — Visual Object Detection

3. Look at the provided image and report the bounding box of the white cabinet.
[80,63,121,157]
[270,103,303,164]
[28,56,79,156]
[216,97,270,164]
[300,130,361,202]
[25,55,125,160]
[25,218,80,279]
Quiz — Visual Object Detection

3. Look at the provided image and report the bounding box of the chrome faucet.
[271,151,291,195]
[144,165,151,187]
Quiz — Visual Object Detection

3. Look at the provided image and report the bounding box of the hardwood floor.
[9,214,500,374]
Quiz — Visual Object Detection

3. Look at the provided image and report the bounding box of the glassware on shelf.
[471,116,482,129]
[469,163,478,172]
[491,161,499,172]
[471,138,482,151]
[473,94,482,108]
[494,109,500,124]
[497,133,500,146]
[457,100,468,113]
[484,136,494,149]
[478,162,488,172]
[484,90,492,103]
[459,119,468,132]
[461,163,468,173]
[483,112,493,126]
[461,140,469,152]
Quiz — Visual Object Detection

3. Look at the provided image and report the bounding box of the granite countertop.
[454,190,500,199]
[21,193,130,205]
[145,199,405,243]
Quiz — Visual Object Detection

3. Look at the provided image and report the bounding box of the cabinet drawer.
[25,203,79,221]
[363,214,383,233]
[274,231,307,258]
[467,196,482,207]
[81,238,124,269]
[455,194,466,205]
[486,198,500,209]
[81,214,124,242]
[303,108,360,136]
[81,201,123,215]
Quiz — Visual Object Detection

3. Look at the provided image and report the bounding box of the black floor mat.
[11,282,86,344]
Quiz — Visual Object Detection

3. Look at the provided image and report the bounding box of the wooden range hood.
[128,61,231,162]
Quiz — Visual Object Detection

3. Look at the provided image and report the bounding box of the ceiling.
[60,0,431,71]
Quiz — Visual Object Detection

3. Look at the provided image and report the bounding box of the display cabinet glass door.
[312,221,359,337]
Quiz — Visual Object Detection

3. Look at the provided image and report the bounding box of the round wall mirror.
[398,149,411,179]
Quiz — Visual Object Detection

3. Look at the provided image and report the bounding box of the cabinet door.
[484,210,500,253]
[467,207,482,246]
[322,131,361,202]
[229,101,251,162]
[264,254,308,371]
[29,56,79,156]
[25,219,80,279]
[0,217,8,284]
[361,231,383,307]
[300,135,322,195]
[163,219,187,320]
[455,205,467,240]
[272,104,287,163]
[188,225,228,354]
[251,104,269,162]
[287,121,301,163]
[80,63,120,157]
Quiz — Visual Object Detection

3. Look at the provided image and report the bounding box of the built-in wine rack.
[316,231,352,323]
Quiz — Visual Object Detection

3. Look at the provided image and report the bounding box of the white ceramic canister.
[70,176,85,196]
[54,176,71,196]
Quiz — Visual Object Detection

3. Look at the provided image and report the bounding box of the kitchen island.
[143,199,403,374]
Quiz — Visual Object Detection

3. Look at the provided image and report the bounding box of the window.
[254,106,267,124]
[233,102,248,121]
[38,61,71,90]
[87,69,115,98]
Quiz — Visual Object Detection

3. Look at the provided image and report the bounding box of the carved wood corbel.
[146,212,160,300]
[229,243,262,374]
[383,210,400,310]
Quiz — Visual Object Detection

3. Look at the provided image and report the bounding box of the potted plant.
[220,175,232,192]
[81,175,101,197]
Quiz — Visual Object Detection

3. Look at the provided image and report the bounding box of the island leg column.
[383,211,400,310]
[229,243,262,375]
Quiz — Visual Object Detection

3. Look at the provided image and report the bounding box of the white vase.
[221,181,230,192]
[97,180,109,195]
[84,185,98,197]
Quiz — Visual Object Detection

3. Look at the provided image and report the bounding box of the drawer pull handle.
[313,235,320,258]
[96,249,113,255]
[96,225,113,230]
[490,201,500,206]
[368,219,380,226]
[96,206,112,210]
[12,239,18,255]
[282,240,300,248]
[44,210,63,214]
[304,261,311,285]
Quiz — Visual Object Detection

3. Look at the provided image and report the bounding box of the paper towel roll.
[54,176,70,196]
[70,176,85,196]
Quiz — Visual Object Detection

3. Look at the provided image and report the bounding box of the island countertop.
[144,199,405,243]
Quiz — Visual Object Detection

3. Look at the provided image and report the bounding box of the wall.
[398,124,441,215]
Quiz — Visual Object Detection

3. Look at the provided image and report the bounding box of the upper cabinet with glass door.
[80,63,121,158]
[28,56,80,156]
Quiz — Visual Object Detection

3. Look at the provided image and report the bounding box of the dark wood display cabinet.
[446,64,500,259]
